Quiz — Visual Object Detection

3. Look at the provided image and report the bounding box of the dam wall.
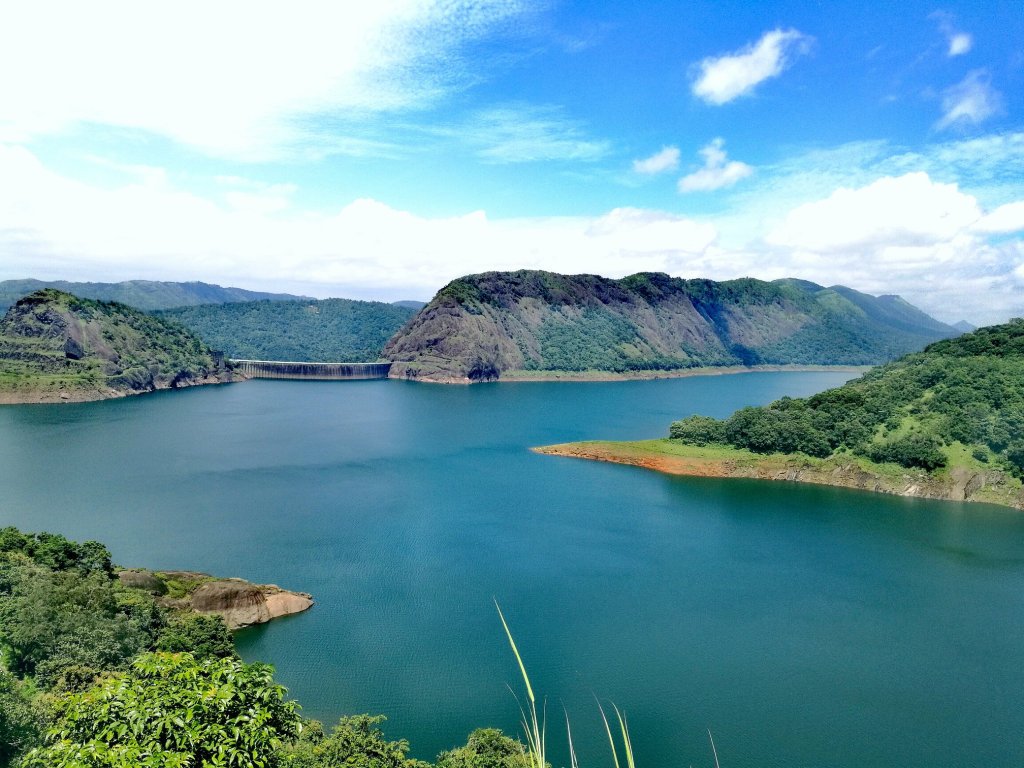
[232,360,392,380]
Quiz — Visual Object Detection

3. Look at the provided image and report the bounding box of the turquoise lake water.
[2,372,1023,767]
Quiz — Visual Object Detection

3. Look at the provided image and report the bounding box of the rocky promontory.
[118,569,314,630]
[0,289,241,404]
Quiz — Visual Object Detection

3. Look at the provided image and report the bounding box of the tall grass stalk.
[597,699,636,768]
[564,707,580,768]
[496,601,647,768]
[708,730,721,768]
[495,600,546,768]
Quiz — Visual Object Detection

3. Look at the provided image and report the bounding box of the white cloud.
[633,146,680,175]
[973,201,1024,234]
[931,11,973,57]
[691,29,811,105]
[0,1,531,160]
[755,171,1024,324]
[677,139,753,193]
[766,172,981,251]
[936,70,1002,131]
[948,33,973,57]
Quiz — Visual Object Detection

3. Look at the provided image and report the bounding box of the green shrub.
[279,714,428,768]
[669,415,726,445]
[436,728,532,768]
[22,652,300,768]
[864,433,947,471]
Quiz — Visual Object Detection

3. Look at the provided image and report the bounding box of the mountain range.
[0,279,310,313]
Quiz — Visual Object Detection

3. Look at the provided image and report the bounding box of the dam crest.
[231,359,391,380]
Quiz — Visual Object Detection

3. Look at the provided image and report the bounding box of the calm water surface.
[2,372,1023,768]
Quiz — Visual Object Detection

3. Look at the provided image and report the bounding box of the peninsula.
[537,319,1024,511]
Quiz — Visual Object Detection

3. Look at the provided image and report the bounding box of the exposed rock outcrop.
[189,579,313,629]
[117,569,168,595]
[117,569,314,630]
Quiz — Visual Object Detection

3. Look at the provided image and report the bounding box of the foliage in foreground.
[669,319,1024,473]
[21,652,300,768]
[0,529,538,768]
[280,714,428,768]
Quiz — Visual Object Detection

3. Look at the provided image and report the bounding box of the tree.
[669,415,725,445]
[155,613,237,660]
[435,728,532,768]
[21,652,300,768]
[0,670,41,767]
[279,715,429,768]
[0,566,155,687]
[0,528,111,576]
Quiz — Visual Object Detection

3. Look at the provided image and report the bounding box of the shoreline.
[2,364,869,401]
[391,363,872,385]
[533,439,1024,511]
[0,373,243,405]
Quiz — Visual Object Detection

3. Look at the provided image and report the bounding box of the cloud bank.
[2,144,1021,324]
[0,0,533,160]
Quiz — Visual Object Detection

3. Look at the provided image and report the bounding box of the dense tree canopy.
[279,715,429,768]
[668,319,1024,474]
[157,300,416,363]
[21,652,301,768]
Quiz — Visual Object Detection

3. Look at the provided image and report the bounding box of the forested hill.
[382,270,958,381]
[0,279,309,312]
[669,319,1024,483]
[157,298,418,362]
[0,290,234,403]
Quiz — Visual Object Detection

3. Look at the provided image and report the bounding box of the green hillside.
[0,290,234,402]
[661,319,1024,502]
[0,279,309,312]
[157,298,417,362]
[382,270,957,381]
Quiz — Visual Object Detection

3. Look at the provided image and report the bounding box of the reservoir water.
[2,372,1023,767]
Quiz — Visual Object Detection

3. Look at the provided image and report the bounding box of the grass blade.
[708,730,721,768]
[495,599,536,705]
[495,600,544,768]
[597,698,622,768]
[563,705,579,768]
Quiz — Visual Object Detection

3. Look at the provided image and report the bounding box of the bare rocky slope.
[0,289,239,403]
[382,270,958,382]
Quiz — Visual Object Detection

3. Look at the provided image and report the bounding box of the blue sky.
[1,1,1022,323]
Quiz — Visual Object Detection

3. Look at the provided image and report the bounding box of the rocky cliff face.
[0,289,240,403]
[382,271,957,382]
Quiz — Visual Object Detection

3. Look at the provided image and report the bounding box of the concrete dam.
[231,360,392,380]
